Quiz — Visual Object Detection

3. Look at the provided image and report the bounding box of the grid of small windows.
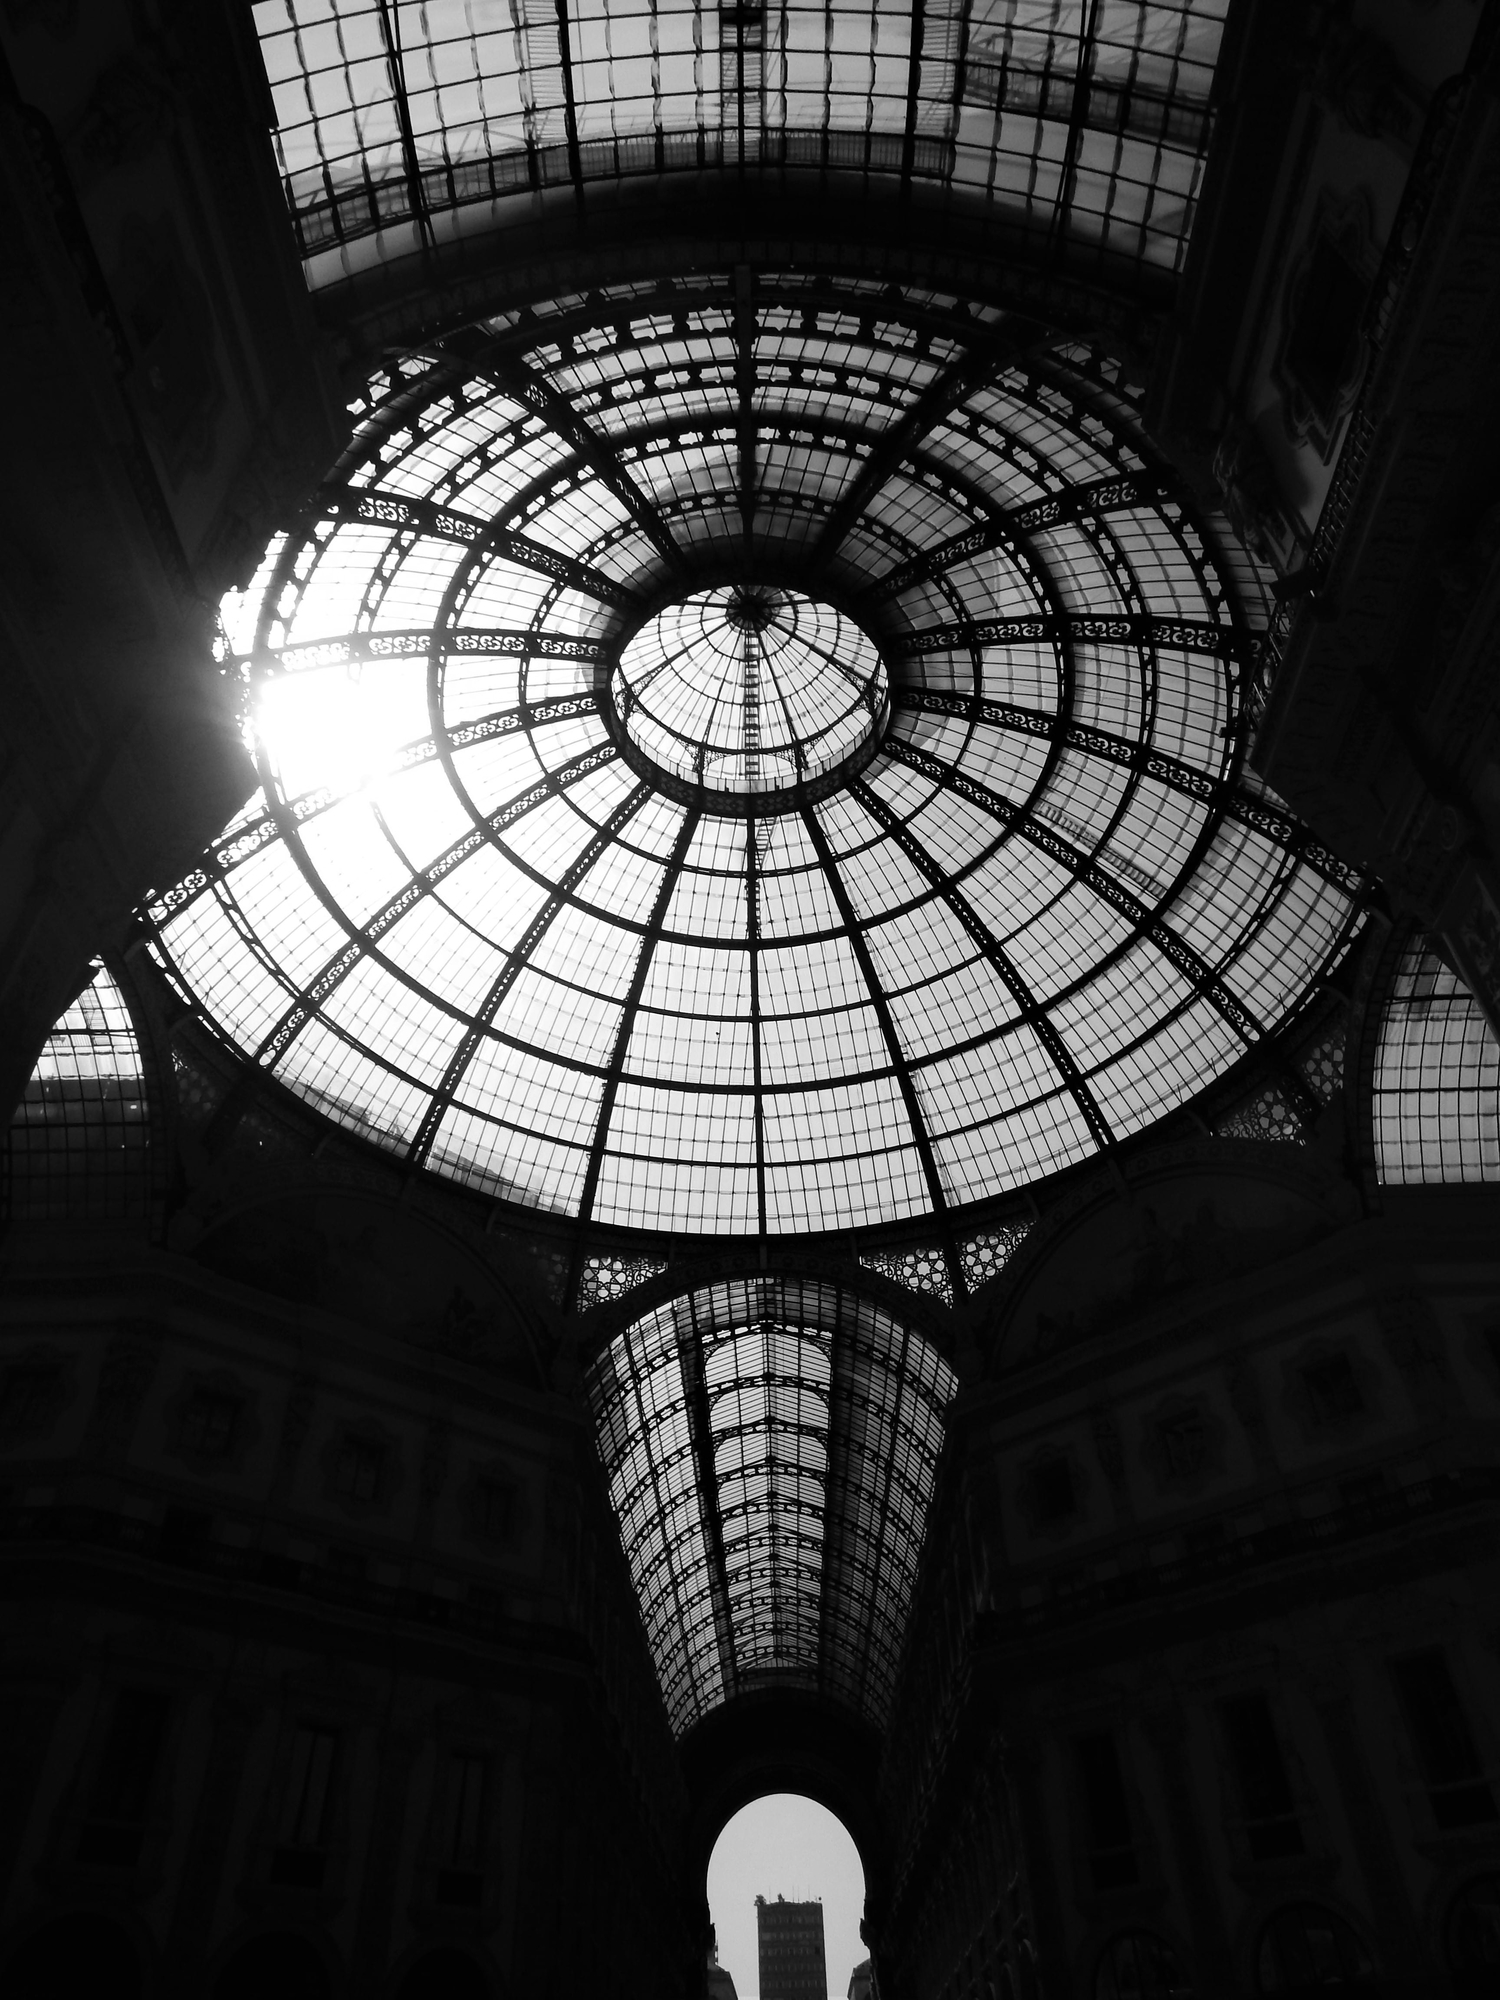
[253,0,1227,285]
[3,963,150,1221]
[587,1274,956,1732]
[141,277,1365,1240]
[1373,938,1500,1184]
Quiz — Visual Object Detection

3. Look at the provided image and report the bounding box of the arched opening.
[709,1794,868,2000]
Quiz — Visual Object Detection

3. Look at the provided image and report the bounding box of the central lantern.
[610,586,890,803]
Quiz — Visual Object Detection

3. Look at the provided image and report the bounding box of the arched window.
[1372,936,1500,1183]
[3,960,150,1220]
[2,1912,142,1999]
[1447,1874,1500,1995]
[396,1947,490,2000]
[1256,1905,1376,1992]
[214,1931,331,2000]
[1094,1930,1191,1999]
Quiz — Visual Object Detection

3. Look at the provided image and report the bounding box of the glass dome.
[145,272,1364,1239]
[611,586,889,801]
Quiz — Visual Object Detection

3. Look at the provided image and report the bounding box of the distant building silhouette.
[846,1958,873,2000]
[756,1896,826,2000]
[707,1939,740,2000]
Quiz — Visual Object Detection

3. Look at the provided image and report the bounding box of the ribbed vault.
[586,1273,955,1733]
[144,273,1363,1247]
[255,0,1229,291]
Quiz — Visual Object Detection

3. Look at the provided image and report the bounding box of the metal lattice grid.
[957,1217,1031,1290]
[577,1249,670,1307]
[1297,1015,1346,1104]
[1373,937,1500,1184]
[141,276,1366,1240]
[586,1273,956,1733]
[1212,1077,1304,1145]
[4,962,151,1221]
[253,0,1229,285]
[857,1242,954,1306]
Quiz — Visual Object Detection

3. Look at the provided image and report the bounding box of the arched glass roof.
[1373,936,1500,1184]
[253,0,1229,288]
[5,963,150,1222]
[144,275,1364,1239]
[586,1274,955,1733]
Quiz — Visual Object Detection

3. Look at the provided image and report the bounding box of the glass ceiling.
[615,586,888,799]
[587,1273,955,1733]
[1373,936,1500,1184]
[252,0,1228,287]
[144,273,1365,1243]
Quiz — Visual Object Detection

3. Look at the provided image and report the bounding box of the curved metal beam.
[404,781,654,1169]
[798,804,952,1222]
[851,778,1114,1149]
[881,734,1264,1045]
[154,690,603,924]
[315,486,639,611]
[254,736,619,1070]
[866,470,1164,603]
[459,342,689,575]
[805,334,1036,575]
[891,611,1243,661]
[569,804,703,1252]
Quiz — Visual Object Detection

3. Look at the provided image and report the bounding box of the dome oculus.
[611,587,889,802]
[147,274,1366,1243]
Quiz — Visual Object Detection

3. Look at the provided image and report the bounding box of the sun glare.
[252,659,431,801]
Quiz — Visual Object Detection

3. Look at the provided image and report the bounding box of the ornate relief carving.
[1298,20,1428,149]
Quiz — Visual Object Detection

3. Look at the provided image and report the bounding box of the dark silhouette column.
[1302,1664,1432,1991]
[348,1725,421,1994]
[1140,1703,1241,1997]
[164,1694,261,1994]
[0,1662,72,1899]
[1001,1728,1076,2000]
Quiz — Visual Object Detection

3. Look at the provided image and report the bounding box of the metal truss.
[154,269,1369,1259]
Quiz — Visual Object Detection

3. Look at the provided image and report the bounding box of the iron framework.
[145,273,1367,1254]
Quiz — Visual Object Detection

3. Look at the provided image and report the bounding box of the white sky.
[708,1795,867,2000]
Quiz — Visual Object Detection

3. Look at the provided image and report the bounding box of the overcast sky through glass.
[709,1795,867,2000]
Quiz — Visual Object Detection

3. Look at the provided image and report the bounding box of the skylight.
[251,0,1229,286]
[587,1273,956,1733]
[145,274,1365,1247]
